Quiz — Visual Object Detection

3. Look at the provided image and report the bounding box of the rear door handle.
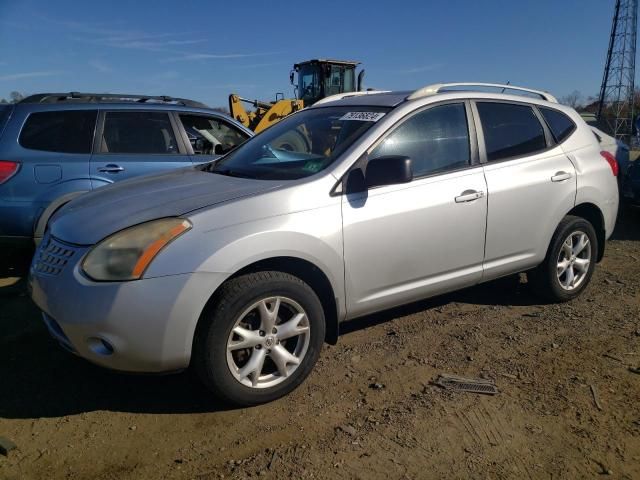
[98,164,125,173]
[551,171,571,182]
[455,189,485,203]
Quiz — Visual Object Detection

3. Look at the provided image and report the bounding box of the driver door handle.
[98,164,125,173]
[551,171,572,182]
[455,190,484,203]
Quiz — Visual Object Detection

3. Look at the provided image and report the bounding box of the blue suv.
[0,92,252,245]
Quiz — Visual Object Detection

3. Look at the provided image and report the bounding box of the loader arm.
[228,94,252,129]
[229,94,304,133]
[252,99,303,133]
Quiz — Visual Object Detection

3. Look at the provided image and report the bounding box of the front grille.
[33,233,77,276]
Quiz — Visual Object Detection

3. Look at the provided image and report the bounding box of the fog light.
[87,337,114,356]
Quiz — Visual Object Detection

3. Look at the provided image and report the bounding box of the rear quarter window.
[539,107,576,143]
[19,110,97,154]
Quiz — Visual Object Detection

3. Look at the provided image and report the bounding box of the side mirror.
[365,156,413,188]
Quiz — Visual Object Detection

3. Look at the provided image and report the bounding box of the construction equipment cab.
[229,59,364,133]
[292,59,364,106]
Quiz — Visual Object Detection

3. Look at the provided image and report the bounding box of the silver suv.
[30,83,619,405]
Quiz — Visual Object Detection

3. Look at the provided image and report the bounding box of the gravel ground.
[1,206,639,480]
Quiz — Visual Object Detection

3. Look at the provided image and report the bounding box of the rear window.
[477,102,547,161]
[19,110,97,154]
[539,107,576,143]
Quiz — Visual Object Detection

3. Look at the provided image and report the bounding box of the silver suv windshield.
[206,106,390,180]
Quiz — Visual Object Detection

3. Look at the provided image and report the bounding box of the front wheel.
[193,271,325,406]
[529,215,598,302]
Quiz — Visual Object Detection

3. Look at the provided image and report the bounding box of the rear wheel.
[193,271,325,406]
[529,215,598,302]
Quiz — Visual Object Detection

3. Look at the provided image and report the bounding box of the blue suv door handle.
[98,164,125,173]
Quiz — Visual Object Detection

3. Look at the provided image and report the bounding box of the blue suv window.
[101,112,178,154]
[19,110,97,154]
[179,114,249,155]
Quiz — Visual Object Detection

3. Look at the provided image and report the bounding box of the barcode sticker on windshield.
[339,112,386,122]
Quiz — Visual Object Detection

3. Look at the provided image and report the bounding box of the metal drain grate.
[433,374,499,395]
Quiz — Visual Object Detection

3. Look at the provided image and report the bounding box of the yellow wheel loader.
[229,59,364,133]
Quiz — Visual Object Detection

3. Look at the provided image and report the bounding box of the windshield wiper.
[211,168,240,177]
[208,167,257,179]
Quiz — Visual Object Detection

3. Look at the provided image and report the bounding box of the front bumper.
[29,238,228,373]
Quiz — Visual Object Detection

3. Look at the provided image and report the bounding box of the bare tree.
[560,90,583,108]
[9,91,25,103]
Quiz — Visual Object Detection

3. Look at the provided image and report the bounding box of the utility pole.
[597,0,638,145]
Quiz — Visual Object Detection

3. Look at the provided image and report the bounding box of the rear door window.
[476,102,547,161]
[179,114,249,155]
[539,107,576,143]
[19,110,97,153]
[101,112,178,154]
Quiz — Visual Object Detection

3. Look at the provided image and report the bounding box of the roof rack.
[19,92,208,108]
[313,90,391,106]
[407,83,558,103]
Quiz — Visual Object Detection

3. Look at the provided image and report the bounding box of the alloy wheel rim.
[556,230,591,291]
[226,296,311,389]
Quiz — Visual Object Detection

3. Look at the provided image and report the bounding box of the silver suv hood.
[50,167,282,245]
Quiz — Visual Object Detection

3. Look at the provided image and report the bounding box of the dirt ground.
[1,207,640,480]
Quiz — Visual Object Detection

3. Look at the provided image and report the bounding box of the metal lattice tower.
[597,0,638,144]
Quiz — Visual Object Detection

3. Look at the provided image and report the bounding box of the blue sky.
[0,0,625,107]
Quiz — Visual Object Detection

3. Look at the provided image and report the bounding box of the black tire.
[193,271,325,406]
[529,215,598,302]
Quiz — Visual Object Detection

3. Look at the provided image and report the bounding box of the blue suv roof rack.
[19,92,208,108]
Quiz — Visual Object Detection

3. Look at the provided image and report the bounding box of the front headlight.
[82,218,192,281]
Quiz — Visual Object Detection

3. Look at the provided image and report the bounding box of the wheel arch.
[567,202,606,262]
[33,190,89,244]
[195,256,341,348]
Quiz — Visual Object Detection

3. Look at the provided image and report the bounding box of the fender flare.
[33,191,89,244]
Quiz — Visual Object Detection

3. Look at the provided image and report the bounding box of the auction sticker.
[339,111,386,122]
